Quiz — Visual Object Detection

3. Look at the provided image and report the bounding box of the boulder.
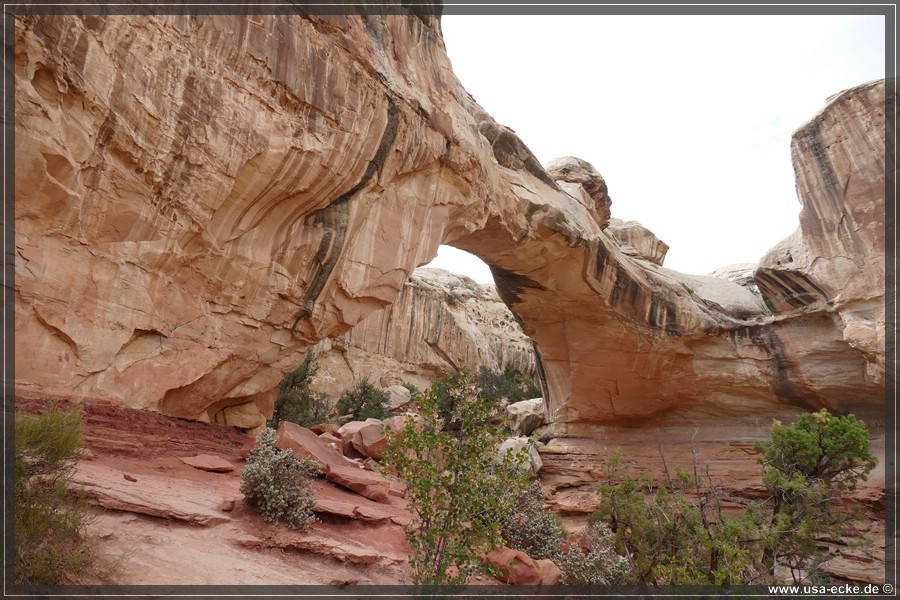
[275,421,350,472]
[310,423,340,436]
[179,454,235,473]
[324,465,391,504]
[536,558,562,585]
[484,547,542,586]
[498,437,543,476]
[385,385,412,411]
[317,431,345,455]
[506,398,545,437]
[338,419,388,459]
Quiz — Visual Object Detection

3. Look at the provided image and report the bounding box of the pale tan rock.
[180,454,235,473]
[499,437,543,476]
[12,12,884,447]
[506,398,545,437]
[606,218,669,265]
[338,419,388,458]
[385,385,412,411]
[311,268,537,399]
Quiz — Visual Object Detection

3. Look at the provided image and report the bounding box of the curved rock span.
[14,11,886,432]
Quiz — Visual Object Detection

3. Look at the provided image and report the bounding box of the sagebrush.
[240,427,319,531]
[15,406,96,585]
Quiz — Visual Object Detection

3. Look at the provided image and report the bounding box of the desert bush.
[476,365,541,405]
[501,480,565,561]
[239,427,319,531]
[756,409,877,581]
[15,406,96,585]
[384,368,531,585]
[335,378,391,421]
[559,521,631,585]
[268,352,331,429]
[589,410,877,586]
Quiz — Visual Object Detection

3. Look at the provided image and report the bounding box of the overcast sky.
[423,13,886,284]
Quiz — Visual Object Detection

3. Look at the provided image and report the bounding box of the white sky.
[423,14,886,284]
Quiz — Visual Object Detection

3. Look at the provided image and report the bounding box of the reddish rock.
[325,465,391,504]
[536,559,562,585]
[484,547,542,586]
[338,419,388,459]
[275,421,350,472]
[180,454,235,473]
[310,423,340,436]
[318,431,345,455]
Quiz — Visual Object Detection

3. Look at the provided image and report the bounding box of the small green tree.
[15,406,96,584]
[335,378,391,421]
[384,368,530,585]
[268,353,331,429]
[755,409,877,582]
[476,365,541,405]
[593,452,763,585]
[240,428,319,531]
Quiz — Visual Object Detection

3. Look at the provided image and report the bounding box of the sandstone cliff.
[14,12,886,433]
[311,267,536,398]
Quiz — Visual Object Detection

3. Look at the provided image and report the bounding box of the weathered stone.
[498,437,543,476]
[71,462,230,526]
[275,421,349,472]
[384,385,412,411]
[12,12,884,456]
[311,269,537,398]
[337,419,388,459]
[325,464,391,504]
[606,218,669,265]
[180,454,235,473]
[318,431,345,455]
[484,547,542,586]
[545,156,612,229]
[506,398,545,437]
[536,558,562,586]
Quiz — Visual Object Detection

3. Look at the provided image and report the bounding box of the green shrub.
[476,365,541,405]
[239,428,319,531]
[501,480,565,561]
[268,352,331,429]
[335,378,391,421]
[588,410,877,586]
[755,409,877,581]
[15,406,96,585]
[384,368,531,585]
[560,521,631,585]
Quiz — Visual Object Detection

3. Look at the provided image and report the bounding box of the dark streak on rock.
[648,294,680,336]
[755,268,829,312]
[746,324,828,412]
[490,266,546,311]
[291,97,400,332]
[477,120,559,191]
[609,264,641,309]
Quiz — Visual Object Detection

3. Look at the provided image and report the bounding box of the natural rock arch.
[14,13,884,433]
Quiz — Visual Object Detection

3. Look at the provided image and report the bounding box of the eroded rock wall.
[14,12,885,433]
[310,268,537,397]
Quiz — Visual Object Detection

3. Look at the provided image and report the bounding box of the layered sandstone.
[311,267,536,396]
[14,12,885,435]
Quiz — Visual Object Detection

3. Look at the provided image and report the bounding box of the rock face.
[14,12,885,436]
[311,268,536,397]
